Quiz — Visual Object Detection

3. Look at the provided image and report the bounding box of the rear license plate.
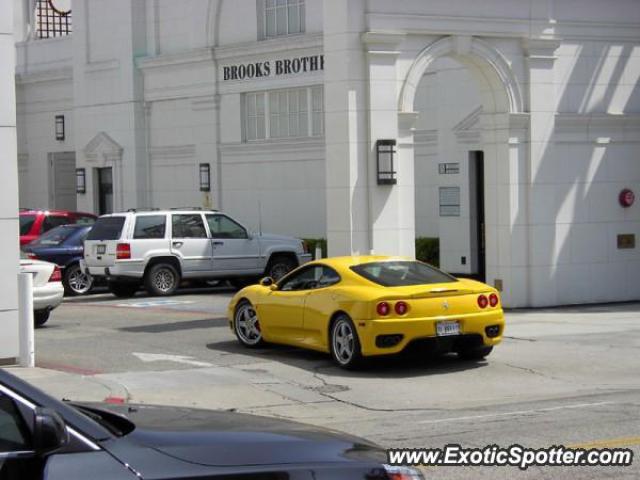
[436,320,460,336]
[96,245,106,255]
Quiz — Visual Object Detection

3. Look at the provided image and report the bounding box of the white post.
[315,246,323,260]
[18,273,35,368]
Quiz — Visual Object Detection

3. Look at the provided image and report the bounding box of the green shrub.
[302,238,327,260]
[415,237,439,267]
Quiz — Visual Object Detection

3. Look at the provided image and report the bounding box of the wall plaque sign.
[617,234,635,249]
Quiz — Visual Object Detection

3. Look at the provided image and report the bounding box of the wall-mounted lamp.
[376,139,397,185]
[199,163,211,192]
[55,115,65,141]
[76,168,86,194]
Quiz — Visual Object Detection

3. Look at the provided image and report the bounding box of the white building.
[12,0,640,307]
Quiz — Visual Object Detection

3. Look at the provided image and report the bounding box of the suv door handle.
[172,241,184,248]
[212,241,224,246]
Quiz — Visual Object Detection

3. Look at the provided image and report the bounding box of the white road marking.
[417,401,616,425]
[117,300,194,308]
[132,352,213,367]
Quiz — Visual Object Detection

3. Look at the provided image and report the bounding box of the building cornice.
[15,66,73,85]
[137,48,215,71]
[220,138,324,157]
[214,32,323,61]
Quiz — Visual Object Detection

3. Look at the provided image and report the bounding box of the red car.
[20,209,97,246]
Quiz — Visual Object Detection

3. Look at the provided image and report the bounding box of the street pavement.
[6,286,640,479]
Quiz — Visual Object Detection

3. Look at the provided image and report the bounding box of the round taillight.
[477,295,489,309]
[376,302,390,316]
[489,293,499,307]
[395,301,408,315]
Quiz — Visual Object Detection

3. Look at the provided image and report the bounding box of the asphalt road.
[28,287,640,479]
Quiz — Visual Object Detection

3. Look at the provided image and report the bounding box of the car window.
[318,266,341,288]
[30,225,77,246]
[172,214,207,239]
[0,393,31,452]
[42,215,69,233]
[134,215,166,239]
[86,216,126,241]
[75,215,96,225]
[280,265,324,291]
[205,214,248,239]
[351,261,456,287]
[19,215,37,236]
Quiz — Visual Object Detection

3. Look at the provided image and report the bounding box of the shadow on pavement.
[120,317,228,333]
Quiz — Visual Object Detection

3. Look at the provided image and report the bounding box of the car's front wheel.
[330,315,363,369]
[108,281,139,298]
[145,263,180,296]
[457,345,493,360]
[34,310,50,327]
[63,263,93,296]
[234,300,264,347]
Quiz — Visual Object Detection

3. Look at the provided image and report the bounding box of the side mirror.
[33,408,69,455]
[259,277,274,287]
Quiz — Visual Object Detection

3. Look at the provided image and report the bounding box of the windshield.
[351,261,457,287]
[19,215,37,235]
[30,225,78,246]
[86,217,125,241]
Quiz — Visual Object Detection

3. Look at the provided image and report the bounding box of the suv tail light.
[49,266,62,283]
[477,294,489,309]
[394,301,408,315]
[116,243,131,260]
[376,302,390,316]
[489,293,499,307]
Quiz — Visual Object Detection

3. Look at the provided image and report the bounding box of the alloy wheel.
[332,319,355,365]
[67,266,92,295]
[154,268,176,293]
[235,303,262,346]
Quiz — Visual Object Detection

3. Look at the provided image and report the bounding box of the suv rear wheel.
[108,281,139,298]
[266,255,297,281]
[145,263,180,296]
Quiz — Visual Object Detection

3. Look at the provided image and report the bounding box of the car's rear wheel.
[63,263,93,296]
[234,301,264,347]
[330,315,363,369]
[457,345,493,360]
[108,281,139,298]
[266,255,297,281]
[145,263,180,296]
[34,310,50,327]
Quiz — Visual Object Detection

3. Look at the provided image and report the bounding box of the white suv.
[82,209,311,297]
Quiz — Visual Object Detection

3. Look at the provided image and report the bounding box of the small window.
[318,266,340,288]
[205,215,247,239]
[264,0,304,38]
[172,214,207,239]
[134,215,167,239]
[0,393,32,452]
[19,215,37,235]
[42,215,70,233]
[279,265,323,291]
[86,216,126,241]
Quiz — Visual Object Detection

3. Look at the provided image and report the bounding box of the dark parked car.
[20,209,96,247]
[22,224,94,296]
[0,369,422,480]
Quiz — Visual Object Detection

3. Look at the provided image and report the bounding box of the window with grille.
[244,87,324,141]
[264,0,304,38]
[36,0,72,39]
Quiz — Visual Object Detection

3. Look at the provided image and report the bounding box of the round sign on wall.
[619,189,635,208]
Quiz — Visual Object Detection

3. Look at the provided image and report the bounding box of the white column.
[323,0,370,256]
[1,0,21,361]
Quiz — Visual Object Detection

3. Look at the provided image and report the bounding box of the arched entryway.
[396,36,528,307]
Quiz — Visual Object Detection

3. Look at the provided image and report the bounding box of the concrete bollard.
[18,272,35,368]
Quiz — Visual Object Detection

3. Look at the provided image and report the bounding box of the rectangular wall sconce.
[376,139,397,185]
[55,115,65,141]
[199,163,211,192]
[76,168,86,194]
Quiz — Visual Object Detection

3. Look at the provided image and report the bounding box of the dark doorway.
[469,151,485,281]
[97,167,113,215]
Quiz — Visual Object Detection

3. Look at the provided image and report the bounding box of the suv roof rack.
[127,208,161,212]
[169,207,217,211]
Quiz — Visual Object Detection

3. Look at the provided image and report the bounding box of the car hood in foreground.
[83,403,385,468]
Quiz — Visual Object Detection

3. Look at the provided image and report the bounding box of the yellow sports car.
[227,256,504,368]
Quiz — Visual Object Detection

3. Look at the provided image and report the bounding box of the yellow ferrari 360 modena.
[227,256,504,368]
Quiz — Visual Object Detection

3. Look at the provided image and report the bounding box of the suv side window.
[0,393,31,452]
[205,214,248,239]
[172,214,207,239]
[42,215,69,233]
[134,215,166,239]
